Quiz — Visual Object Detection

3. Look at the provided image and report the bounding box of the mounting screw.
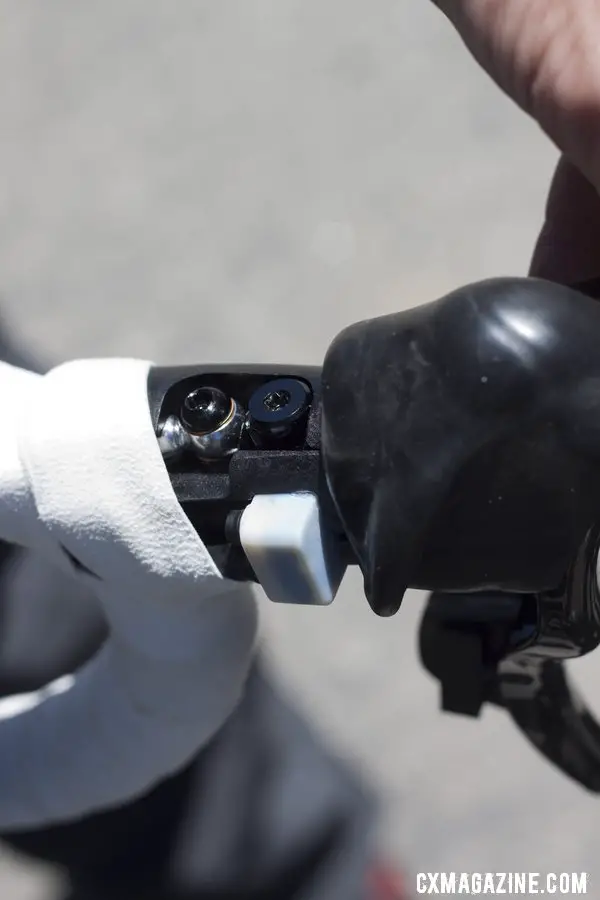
[248,378,312,443]
[180,386,233,435]
[180,385,246,460]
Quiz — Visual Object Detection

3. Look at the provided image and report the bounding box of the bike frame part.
[148,364,351,603]
[420,522,600,791]
[149,276,600,792]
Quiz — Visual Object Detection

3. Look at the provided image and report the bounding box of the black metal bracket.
[148,364,351,581]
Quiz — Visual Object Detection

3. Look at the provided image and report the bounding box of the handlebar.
[151,275,600,793]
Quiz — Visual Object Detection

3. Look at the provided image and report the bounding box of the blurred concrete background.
[0,1,598,897]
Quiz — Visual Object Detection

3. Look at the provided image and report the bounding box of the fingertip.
[530,156,600,283]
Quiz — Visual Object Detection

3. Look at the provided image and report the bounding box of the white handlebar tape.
[0,358,258,829]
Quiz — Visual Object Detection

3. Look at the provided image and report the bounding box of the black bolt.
[180,386,232,435]
[247,378,312,446]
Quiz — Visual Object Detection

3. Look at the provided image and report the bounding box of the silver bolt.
[188,398,246,460]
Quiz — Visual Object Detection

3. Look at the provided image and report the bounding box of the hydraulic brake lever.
[149,275,600,793]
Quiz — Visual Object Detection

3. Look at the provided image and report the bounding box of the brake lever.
[419,521,600,792]
[148,274,600,793]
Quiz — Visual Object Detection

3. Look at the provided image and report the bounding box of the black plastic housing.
[148,365,350,581]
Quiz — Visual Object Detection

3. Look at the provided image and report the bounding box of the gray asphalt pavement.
[0,2,596,898]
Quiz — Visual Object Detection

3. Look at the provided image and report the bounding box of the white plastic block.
[239,492,347,606]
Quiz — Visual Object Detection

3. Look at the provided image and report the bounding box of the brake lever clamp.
[148,364,351,606]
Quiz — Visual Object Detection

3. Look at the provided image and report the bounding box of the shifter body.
[150,276,600,793]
